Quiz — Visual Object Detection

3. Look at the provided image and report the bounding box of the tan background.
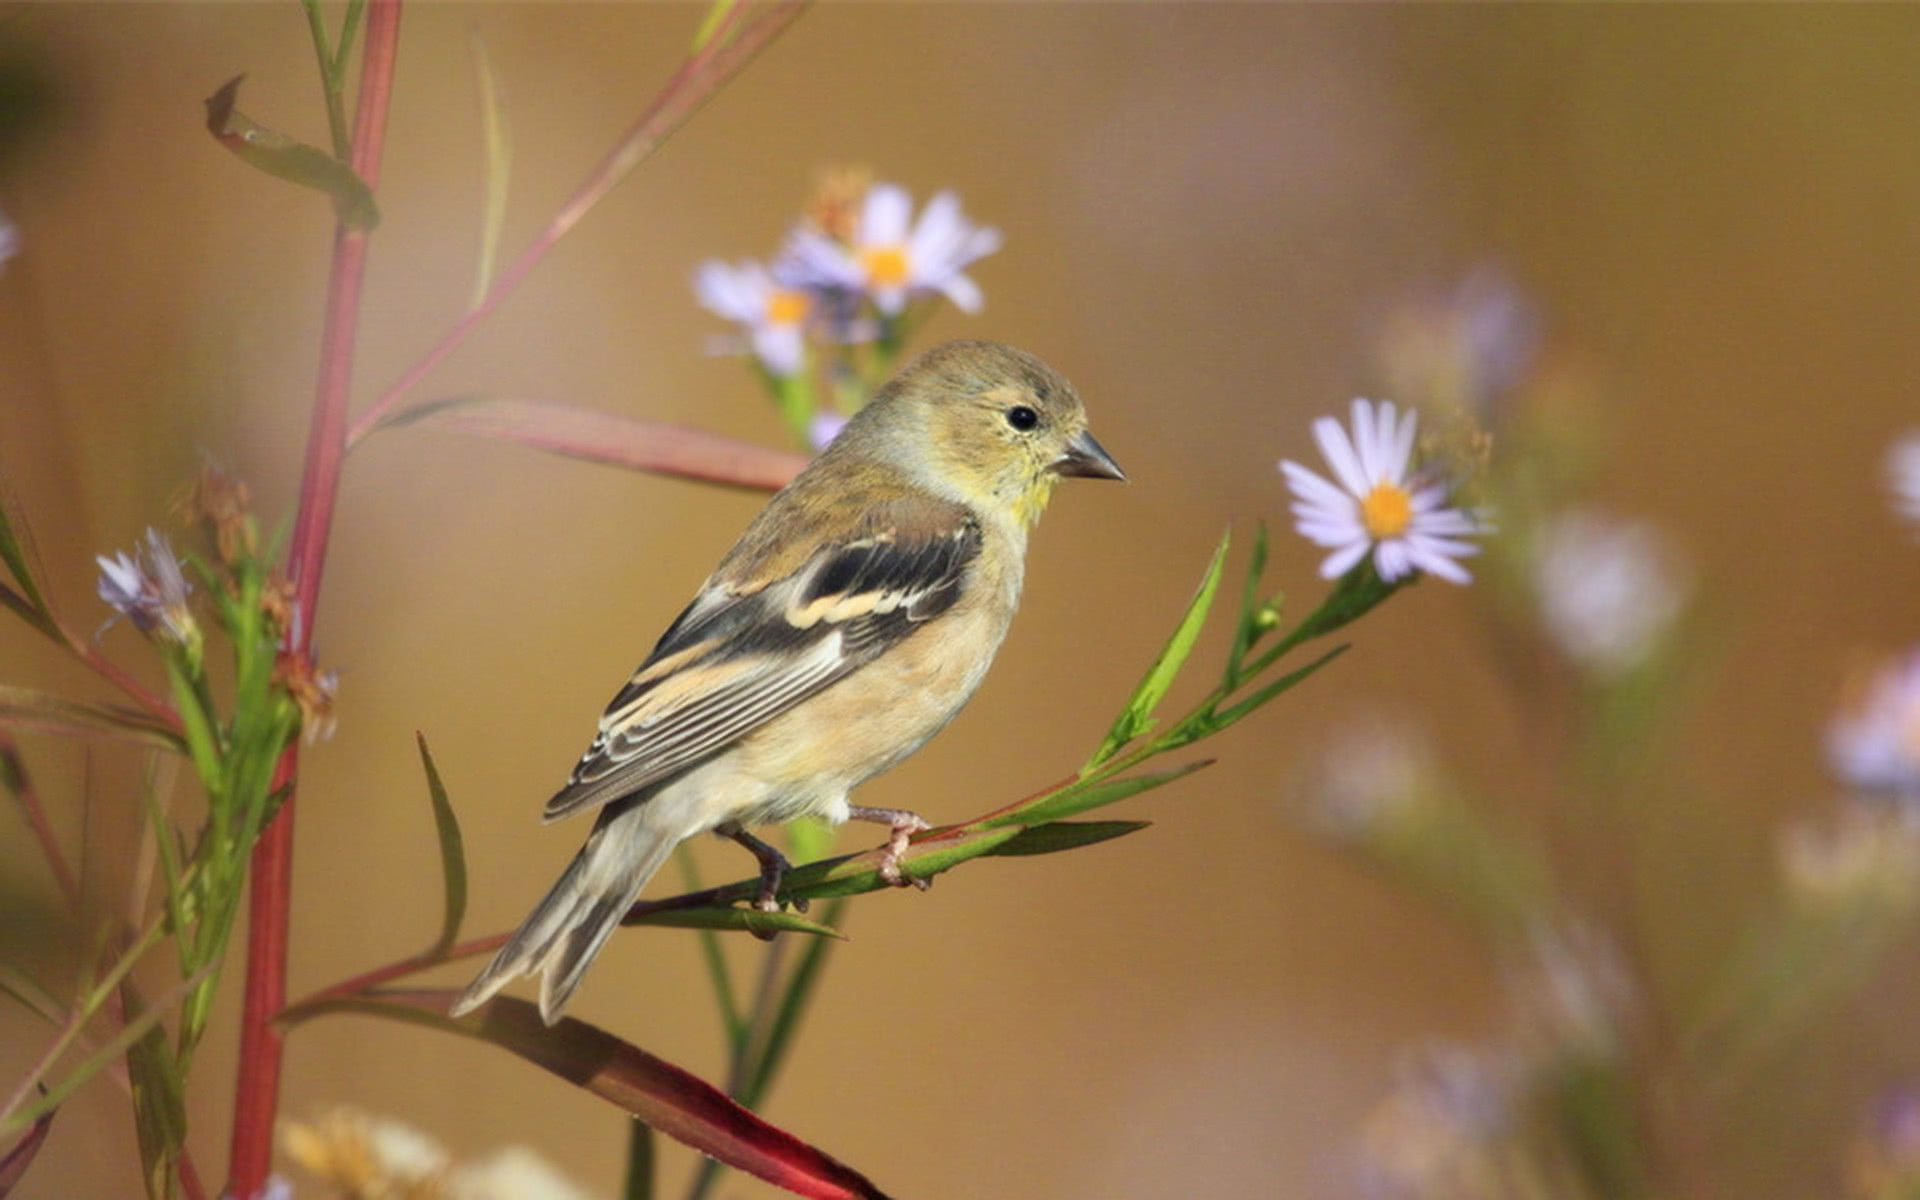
[4,5,1920,1197]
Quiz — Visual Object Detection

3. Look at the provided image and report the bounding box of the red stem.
[225,6,403,1196]
[0,734,80,909]
[343,0,807,446]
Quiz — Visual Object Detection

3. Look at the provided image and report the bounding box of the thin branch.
[343,0,809,448]
[0,735,80,909]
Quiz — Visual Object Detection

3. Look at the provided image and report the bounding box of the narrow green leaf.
[0,582,60,643]
[623,1119,655,1200]
[628,906,846,940]
[1212,644,1349,730]
[980,761,1213,829]
[467,29,511,309]
[741,896,848,1108]
[203,75,379,230]
[0,963,209,1139]
[0,968,63,1028]
[415,734,468,957]
[124,1013,185,1200]
[0,1099,51,1197]
[1088,532,1230,767]
[985,819,1152,858]
[692,0,743,51]
[674,851,743,1045]
[0,501,45,616]
[0,685,180,749]
[281,990,896,1200]
[1223,523,1272,690]
[782,826,1024,899]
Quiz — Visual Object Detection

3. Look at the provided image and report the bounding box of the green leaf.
[0,498,45,615]
[1223,523,1272,690]
[1089,532,1229,767]
[980,761,1213,829]
[985,819,1151,858]
[0,685,181,749]
[628,906,846,940]
[1,962,208,1141]
[467,29,511,309]
[203,75,379,230]
[280,989,896,1200]
[740,896,847,1108]
[124,1013,185,1200]
[0,582,61,644]
[415,734,467,957]
[623,1119,655,1200]
[692,0,743,51]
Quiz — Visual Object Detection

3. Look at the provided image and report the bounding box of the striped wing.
[542,515,982,821]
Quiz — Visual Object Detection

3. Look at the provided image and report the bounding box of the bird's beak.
[1053,430,1126,481]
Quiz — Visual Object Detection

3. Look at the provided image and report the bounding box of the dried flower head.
[802,164,873,244]
[177,462,258,567]
[274,653,340,743]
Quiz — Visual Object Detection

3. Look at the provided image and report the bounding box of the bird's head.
[860,340,1124,527]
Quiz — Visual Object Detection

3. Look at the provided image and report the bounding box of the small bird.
[452,340,1124,1023]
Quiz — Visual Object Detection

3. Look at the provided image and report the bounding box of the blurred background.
[4,5,1920,1197]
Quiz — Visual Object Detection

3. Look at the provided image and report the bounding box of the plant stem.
[224,5,403,1196]
[0,735,79,909]
[343,0,808,447]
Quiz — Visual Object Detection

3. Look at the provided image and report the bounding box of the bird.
[451,340,1125,1024]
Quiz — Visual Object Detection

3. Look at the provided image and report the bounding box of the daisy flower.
[692,258,812,378]
[784,182,1001,316]
[1888,431,1920,527]
[1827,647,1920,798]
[1280,399,1484,584]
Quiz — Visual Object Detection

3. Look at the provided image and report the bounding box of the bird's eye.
[1005,405,1040,432]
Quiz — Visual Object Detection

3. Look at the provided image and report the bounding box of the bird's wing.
[542,504,982,821]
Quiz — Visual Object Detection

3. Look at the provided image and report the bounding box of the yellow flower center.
[1361,483,1413,539]
[859,245,911,288]
[766,288,810,327]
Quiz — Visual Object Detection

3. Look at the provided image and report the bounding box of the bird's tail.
[450,800,679,1025]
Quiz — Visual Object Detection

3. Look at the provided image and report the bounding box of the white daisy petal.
[1321,540,1371,579]
[1313,416,1370,498]
[861,183,913,245]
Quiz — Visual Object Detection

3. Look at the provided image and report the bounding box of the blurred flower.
[785,182,1002,316]
[1848,1086,1920,1198]
[1507,920,1634,1061]
[1377,266,1540,423]
[1778,806,1920,909]
[808,409,848,452]
[1280,398,1486,584]
[1888,432,1920,529]
[1828,648,1920,799]
[693,258,812,377]
[283,1107,596,1200]
[1532,509,1689,678]
[95,528,199,649]
[1354,1045,1515,1199]
[1297,718,1433,841]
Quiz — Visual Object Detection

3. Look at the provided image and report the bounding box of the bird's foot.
[849,805,933,891]
[717,821,808,940]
